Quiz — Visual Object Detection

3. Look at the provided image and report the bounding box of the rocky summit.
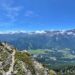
[0,42,55,75]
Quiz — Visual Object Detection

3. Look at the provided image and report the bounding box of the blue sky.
[0,0,75,32]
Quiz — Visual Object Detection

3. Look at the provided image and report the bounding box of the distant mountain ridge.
[0,29,75,50]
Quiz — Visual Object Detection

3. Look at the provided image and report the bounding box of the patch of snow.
[67,32,73,35]
[60,30,66,34]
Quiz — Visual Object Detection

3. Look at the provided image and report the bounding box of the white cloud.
[35,30,46,34]
[0,0,23,22]
[25,10,39,17]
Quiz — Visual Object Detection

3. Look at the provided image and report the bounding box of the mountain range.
[0,29,75,50]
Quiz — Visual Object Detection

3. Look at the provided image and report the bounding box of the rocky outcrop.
[0,42,52,75]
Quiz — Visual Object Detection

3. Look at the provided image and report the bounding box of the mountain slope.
[0,42,55,75]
